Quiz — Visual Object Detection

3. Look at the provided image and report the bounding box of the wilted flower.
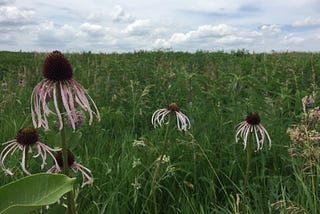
[287,126,320,144]
[151,102,191,131]
[31,51,100,131]
[235,112,272,151]
[306,106,320,123]
[0,126,61,175]
[64,110,86,129]
[48,149,93,187]
[287,126,305,144]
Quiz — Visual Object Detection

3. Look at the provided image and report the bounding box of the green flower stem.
[243,141,252,194]
[150,115,172,214]
[57,88,76,214]
[60,128,69,176]
[60,127,76,214]
[242,135,253,213]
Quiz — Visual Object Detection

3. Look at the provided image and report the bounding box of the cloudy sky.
[1,0,320,53]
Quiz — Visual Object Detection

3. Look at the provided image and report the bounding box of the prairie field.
[0,50,320,213]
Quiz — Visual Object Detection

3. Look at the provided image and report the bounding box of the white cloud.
[164,24,235,45]
[122,19,151,35]
[260,24,281,35]
[0,5,36,49]
[153,23,314,52]
[159,24,237,45]
[293,16,320,27]
[87,11,110,23]
[0,33,12,43]
[0,0,15,5]
[154,38,169,48]
[80,22,107,37]
[169,33,188,43]
[0,6,34,24]
[110,5,134,23]
[179,0,243,14]
[34,21,78,49]
[283,35,304,44]
[1,0,320,52]
[86,5,134,26]
[154,25,227,51]
[217,35,252,45]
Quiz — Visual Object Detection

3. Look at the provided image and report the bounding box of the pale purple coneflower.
[1,80,7,90]
[31,50,100,131]
[235,112,272,151]
[0,126,61,175]
[151,102,191,131]
[48,150,93,188]
[18,78,25,87]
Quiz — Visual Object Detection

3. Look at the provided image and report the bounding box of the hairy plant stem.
[57,88,76,214]
[242,135,253,213]
[150,116,172,214]
[61,127,76,214]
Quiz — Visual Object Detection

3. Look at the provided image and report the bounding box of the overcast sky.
[1,0,320,53]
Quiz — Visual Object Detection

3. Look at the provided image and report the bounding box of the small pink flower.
[31,51,100,131]
[235,112,272,151]
[151,102,191,131]
[0,127,61,175]
[48,150,93,188]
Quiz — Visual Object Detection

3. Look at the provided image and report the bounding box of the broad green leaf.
[0,173,76,214]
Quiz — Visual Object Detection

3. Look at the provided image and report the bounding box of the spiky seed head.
[167,102,180,112]
[16,127,39,146]
[43,50,73,81]
[246,112,261,125]
[55,150,75,167]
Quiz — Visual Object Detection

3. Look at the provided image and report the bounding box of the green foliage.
[0,50,320,213]
[0,173,75,214]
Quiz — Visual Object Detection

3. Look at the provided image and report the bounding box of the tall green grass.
[0,50,319,213]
